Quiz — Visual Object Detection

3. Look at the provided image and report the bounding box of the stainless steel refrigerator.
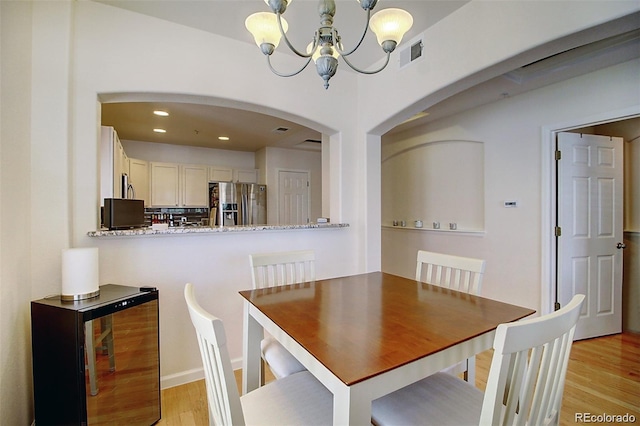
[209,182,267,226]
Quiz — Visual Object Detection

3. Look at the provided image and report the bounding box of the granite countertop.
[88,223,348,237]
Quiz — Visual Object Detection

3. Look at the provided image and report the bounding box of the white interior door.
[557,132,624,340]
[278,170,310,225]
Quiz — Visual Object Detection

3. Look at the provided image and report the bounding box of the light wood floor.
[158,332,640,425]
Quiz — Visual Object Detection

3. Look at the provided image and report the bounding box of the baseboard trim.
[161,357,243,390]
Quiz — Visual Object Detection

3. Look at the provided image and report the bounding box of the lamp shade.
[369,8,413,46]
[61,247,100,301]
[245,12,289,48]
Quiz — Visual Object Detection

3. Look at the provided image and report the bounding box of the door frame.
[541,105,640,315]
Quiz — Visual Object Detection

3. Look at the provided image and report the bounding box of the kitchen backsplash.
[144,207,209,227]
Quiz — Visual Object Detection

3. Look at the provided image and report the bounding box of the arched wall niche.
[381,140,484,232]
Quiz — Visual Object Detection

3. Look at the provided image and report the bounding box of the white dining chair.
[416,249,486,382]
[371,294,585,426]
[184,283,332,426]
[249,250,314,382]
[416,249,486,295]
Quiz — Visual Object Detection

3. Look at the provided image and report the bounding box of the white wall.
[360,0,640,275]
[623,232,640,332]
[69,1,359,388]
[1,2,36,424]
[599,119,640,230]
[262,147,323,223]
[2,0,639,423]
[381,59,640,311]
[121,139,256,170]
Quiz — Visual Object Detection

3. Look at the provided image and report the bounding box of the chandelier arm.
[340,51,391,75]
[277,13,315,58]
[266,55,313,77]
[334,9,371,57]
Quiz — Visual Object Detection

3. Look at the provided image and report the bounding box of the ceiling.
[94,0,469,70]
[101,102,325,152]
[96,1,640,151]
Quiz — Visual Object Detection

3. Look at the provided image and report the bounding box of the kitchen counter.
[88,222,348,237]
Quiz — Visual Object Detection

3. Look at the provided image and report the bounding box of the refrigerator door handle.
[240,184,249,225]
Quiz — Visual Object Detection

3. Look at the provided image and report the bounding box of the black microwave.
[103,198,145,230]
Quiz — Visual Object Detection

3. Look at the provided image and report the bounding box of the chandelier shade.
[369,8,414,47]
[245,0,413,89]
[245,12,289,52]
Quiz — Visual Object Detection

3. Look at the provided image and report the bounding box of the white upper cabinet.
[100,126,129,204]
[150,162,180,207]
[209,166,233,182]
[182,165,209,207]
[129,158,149,206]
[208,167,257,183]
[149,162,209,207]
[234,168,257,183]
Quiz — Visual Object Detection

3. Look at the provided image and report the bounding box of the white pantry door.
[557,132,624,340]
[278,170,310,225]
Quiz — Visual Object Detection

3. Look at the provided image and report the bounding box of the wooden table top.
[239,271,535,386]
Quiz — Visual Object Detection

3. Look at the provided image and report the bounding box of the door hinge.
[555,226,562,237]
[555,150,561,161]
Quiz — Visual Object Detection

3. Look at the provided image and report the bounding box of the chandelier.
[245,0,413,89]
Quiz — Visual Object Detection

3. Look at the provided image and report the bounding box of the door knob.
[617,242,626,249]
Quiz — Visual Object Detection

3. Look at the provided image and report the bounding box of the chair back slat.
[184,283,244,426]
[480,294,585,426]
[415,250,486,295]
[250,250,315,289]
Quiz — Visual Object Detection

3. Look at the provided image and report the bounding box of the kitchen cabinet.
[100,126,129,203]
[150,162,180,207]
[234,168,258,183]
[149,162,208,207]
[129,158,149,206]
[182,164,209,207]
[209,166,233,182]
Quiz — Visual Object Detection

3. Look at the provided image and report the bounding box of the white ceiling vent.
[399,33,424,69]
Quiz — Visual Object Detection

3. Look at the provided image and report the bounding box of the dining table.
[240,271,535,425]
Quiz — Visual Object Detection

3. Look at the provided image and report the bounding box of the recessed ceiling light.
[218,136,230,141]
[153,128,166,133]
[153,110,169,116]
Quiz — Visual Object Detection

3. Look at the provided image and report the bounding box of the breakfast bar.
[87,222,348,237]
